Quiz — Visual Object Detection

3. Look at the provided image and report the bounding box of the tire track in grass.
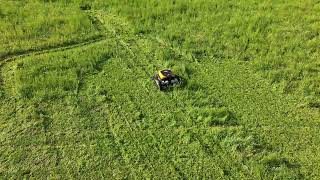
[0,11,108,88]
[0,36,107,68]
[0,37,105,95]
[0,9,108,68]
[102,36,163,177]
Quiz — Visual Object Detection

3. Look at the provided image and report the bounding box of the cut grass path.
[0,36,107,68]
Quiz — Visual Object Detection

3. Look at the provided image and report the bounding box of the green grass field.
[0,0,319,179]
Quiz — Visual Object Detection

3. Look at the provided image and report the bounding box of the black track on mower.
[151,69,183,91]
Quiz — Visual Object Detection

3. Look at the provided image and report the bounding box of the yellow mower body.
[158,70,167,80]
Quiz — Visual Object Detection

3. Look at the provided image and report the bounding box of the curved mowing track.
[0,36,108,88]
[0,36,107,68]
